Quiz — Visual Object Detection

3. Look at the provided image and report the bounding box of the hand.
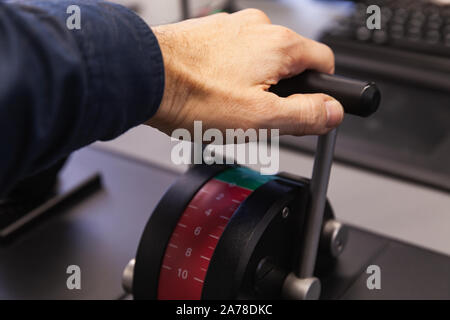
[146,9,344,138]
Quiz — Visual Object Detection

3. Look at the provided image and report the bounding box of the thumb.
[273,93,344,136]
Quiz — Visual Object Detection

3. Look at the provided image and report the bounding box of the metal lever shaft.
[298,129,338,278]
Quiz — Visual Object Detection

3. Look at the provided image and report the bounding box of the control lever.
[270,71,381,299]
[269,70,380,117]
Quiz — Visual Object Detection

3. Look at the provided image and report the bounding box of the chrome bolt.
[282,207,290,219]
[122,259,135,294]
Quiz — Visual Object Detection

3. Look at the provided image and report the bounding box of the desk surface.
[0,147,178,299]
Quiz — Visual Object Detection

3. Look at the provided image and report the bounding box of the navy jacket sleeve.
[0,0,164,195]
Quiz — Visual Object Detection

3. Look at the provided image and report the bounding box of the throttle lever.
[271,71,381,300]
[270,70,381,118]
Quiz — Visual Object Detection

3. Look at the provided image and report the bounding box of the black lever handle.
[269,70,381,117]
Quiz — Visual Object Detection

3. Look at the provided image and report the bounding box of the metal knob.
[282,273,321,300]
[122,259,135,294]
[321,219,349,258]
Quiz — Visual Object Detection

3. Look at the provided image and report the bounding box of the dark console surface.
[0,146,448,299]
[0,147,178,299]
[321,226,450,300]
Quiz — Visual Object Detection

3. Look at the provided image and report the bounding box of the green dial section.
[214,167,276,191]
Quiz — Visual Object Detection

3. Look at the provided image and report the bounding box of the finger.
[296,37,335,74]
[232,8,272,25]
[270,93,344,136]
[270,26,335,76]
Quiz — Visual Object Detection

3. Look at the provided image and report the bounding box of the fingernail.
[325,100,343,128]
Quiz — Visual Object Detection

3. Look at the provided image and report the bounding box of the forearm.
[0,0,164,195]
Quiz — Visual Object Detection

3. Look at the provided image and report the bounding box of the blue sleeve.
[0,0,165,195]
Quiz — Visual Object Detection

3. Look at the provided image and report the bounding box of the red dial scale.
[157,167,275,300]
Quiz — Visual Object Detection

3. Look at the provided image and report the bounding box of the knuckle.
[278,94,330,136]
[301,95,327,132]
[243,8,271,23]
[279,49,296,65]
[273,27,304,62]
[215,12,229,18]
[274,25,296,41]
[255,95,279,127]
[323,44,335,73]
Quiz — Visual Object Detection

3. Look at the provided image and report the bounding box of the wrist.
[148,26,194,132]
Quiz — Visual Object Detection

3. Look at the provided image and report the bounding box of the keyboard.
[327,0,450,57]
